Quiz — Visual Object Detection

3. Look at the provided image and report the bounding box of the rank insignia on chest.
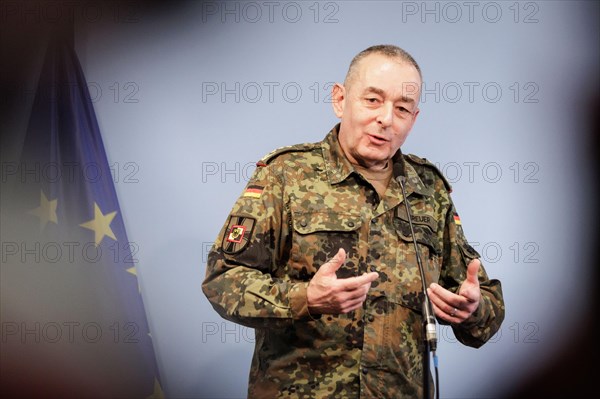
[222,216,255,254]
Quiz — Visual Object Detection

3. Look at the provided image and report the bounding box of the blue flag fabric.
[1,34,162,398]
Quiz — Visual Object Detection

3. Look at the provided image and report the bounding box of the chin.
[360,155,390,166]
[362,150,391,162]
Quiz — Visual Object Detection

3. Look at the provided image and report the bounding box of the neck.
[353,161,393,199]
[356,159,389,171]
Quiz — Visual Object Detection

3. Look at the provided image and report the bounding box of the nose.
[376,102,393,127]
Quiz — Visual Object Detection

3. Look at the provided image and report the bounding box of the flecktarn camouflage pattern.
[203,124,505,398]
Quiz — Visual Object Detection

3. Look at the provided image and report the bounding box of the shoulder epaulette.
[405,153,453,193]
[256,142,319,166]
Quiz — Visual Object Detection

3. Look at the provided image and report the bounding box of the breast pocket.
[289,211,362,280]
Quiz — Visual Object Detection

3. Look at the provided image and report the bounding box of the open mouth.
[367,134,389,145]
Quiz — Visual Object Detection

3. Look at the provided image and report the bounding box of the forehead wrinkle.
[362,86,385,96]
[362,86,417,104]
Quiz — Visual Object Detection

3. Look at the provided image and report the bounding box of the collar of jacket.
[321,124,433,197]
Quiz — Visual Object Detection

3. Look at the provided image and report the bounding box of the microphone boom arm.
[397,175,439,399]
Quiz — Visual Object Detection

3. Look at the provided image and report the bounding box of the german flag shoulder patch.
[453,213,462,225]
[243,185,263,199]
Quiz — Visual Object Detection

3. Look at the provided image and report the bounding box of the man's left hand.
[427,258,481,324]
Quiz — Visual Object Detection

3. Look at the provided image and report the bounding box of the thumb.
[466,258,481,285]
[318,248,346,276]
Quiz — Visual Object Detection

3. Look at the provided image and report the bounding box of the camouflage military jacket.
[203,125,505,398]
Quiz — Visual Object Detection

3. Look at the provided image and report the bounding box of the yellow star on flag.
[79,202,117,246]
[146,378,165,399]
[28,190,58,231]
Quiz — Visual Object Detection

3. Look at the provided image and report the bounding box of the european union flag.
[0,32,162,398]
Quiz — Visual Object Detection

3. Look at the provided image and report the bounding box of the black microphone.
[394,164,438,352]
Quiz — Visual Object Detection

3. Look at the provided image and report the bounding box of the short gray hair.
[344,44,422,87]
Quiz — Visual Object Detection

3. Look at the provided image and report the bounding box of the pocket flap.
[293,212,363,234]
[394,218,441,256]
[370,289,424,313]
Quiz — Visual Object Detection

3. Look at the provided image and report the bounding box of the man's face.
[332,53,421,169]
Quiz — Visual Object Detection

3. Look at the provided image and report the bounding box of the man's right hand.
[307,248,379,315]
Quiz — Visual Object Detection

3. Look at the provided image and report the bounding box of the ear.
[331,83,345,118]
[412,107,420,123]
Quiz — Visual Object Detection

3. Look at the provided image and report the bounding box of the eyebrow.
[362,86,416,104]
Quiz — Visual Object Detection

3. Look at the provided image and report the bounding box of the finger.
[427,287,448,313]
[430,301,447,320]
[428,283,461,306]
[342,283,371,301]
[429,286,477,317]
[459,260,481,303]
[340,296,368,313]
[318,248,346,276]
[430,299,463,323]
[340,272,379,291]
[466,258,481,285]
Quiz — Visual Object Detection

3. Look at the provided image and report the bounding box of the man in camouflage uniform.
[203,45,505,398]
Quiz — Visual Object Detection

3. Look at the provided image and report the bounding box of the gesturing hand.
[307,248,379,315]
[427,258,482,323]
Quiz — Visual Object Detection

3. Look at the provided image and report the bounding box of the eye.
[396,106,412,115]
[366,97,379,103]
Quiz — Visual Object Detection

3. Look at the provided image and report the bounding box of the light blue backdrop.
[59,1,598,397]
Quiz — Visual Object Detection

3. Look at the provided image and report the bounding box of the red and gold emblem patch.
[222,216,255,254]
[227,225,246,243]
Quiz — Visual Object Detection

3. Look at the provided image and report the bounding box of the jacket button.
[347,221,355,228]
[362,367,368,375]
[367,315,374,323]
[299,220,307,227]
